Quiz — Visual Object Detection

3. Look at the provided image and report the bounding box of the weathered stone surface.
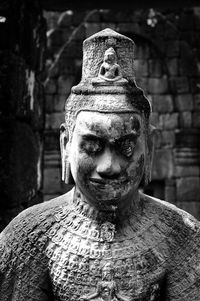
[176,177,200,202]
[167,58,178,76]
[134,59,148,77]
[175,129,200,148]
[169,77,189,93]
[175,147,200,166]
[192,112,200,127]
[161,130,175,147]
[175,94,193,111]
[134,45,150,59]
[175,165,199,177]
[149,112,159,127]
[193,94,200,111]
[179,112,192,128]
[148,59,162,77]
[152,149,174,179]
[190,78,200,93]
[165,179,176,204]
[148,77,168,94]
[152,95,174,113]
[153,129,161,149]
[159,113,178,130]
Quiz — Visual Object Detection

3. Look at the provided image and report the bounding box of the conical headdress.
[65,28,151,137]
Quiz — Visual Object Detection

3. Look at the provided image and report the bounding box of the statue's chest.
[45,217,167,301]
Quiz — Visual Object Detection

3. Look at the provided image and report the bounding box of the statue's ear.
[140,125,157,188]
[60,123,74,184]
[147,125,157,158]
[144,125,157,186]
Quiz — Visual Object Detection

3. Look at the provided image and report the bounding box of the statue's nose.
[96,147,121,178]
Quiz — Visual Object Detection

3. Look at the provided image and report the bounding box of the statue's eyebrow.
[81,133,105,141]
[81,132,139,146]
[114,132,139,144]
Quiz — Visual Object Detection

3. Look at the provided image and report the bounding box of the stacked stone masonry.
[43,8,200,219]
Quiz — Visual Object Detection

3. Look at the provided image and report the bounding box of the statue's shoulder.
[0,188,74,248]
[140,191,200,234]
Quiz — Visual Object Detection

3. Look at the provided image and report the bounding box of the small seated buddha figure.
[0,28,200,301]
[98,47,122,82]
[80,263,130,301]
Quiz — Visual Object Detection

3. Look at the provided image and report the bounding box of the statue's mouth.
[89,177,129,185]
[88,177,133,204]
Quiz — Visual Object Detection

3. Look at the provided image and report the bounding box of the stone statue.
[1,28,200,301]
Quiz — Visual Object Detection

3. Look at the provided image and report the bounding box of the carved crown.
[65,28,151,136]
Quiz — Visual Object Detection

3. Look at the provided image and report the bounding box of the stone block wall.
[43,8,200,219]
[0,1,46,231]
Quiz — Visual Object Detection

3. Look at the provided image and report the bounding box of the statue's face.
[105,52,116,64]
[68,111,149,211]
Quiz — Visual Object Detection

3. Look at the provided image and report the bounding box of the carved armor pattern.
[0,188,200,300]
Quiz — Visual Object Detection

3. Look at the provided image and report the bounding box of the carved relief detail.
[100,222,116,242]
[92,48,128,86]
[43,198,169,301]
[80,262,130,301]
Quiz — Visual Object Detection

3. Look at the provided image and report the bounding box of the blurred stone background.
[0,0,200,231]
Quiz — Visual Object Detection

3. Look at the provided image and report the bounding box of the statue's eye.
[117,138,136,158]
[81,139,102,154]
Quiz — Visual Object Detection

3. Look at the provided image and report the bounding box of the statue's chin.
[77,177,138,212]
[94,201,119,213]
[85,181,135,211]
